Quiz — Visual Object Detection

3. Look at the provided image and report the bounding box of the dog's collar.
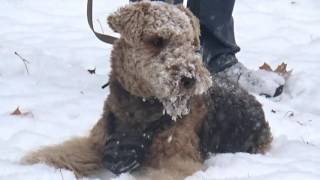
[140,96,157,105]
[107,111,173,138]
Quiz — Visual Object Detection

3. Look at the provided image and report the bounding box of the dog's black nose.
[180,76,196,89]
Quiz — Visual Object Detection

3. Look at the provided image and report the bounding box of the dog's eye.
[150,37,166,48]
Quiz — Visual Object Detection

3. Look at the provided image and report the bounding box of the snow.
[0,0,319,179]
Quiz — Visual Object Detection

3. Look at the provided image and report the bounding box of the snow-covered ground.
[0,0,319,179]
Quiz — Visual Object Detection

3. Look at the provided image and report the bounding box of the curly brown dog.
[22,2,272,180]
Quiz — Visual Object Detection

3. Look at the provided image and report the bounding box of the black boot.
[205,53,238,74]
[200,20,239,74]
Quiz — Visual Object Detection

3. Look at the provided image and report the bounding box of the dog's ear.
[108,2,151,43]
[176,5,201,48]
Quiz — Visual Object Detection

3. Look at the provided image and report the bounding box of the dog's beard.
[157,73,212,121]
[160,94,190,121]
[143,60,213,120]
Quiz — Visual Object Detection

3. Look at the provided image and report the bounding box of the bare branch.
[102,81,110,89]
[59,169,65,180]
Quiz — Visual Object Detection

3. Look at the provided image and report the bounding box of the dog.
[22,2,272,180]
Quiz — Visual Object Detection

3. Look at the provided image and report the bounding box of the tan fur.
[22,112,110,177]
[22,3,207,178]
[21,137,103,177]
[141,96,207,180]
[22,2,272,180]
[108,2,211,119]
[176,4,201,47]
[145,96,207,168]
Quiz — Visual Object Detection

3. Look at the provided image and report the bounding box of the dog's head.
[108,1,212,120]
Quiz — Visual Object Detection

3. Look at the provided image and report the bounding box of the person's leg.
[186,0,285,97]
[187,0,240,73]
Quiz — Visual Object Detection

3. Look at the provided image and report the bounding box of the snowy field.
[0,0,320,179]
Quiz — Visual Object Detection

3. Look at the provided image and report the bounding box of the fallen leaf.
[11,107,22,115]
[87,67,96,74]
[259,62,293,80]
[259,63,273,71]
[275,63,287,74]
[275,62,293,79]
[10,106,33,117]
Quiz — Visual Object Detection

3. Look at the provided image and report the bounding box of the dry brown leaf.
[11,107,22,115]
[259,63,273,71]
[275,63,287,74]
[259,62,293,79]
[10,106,33,117]
[275,63,293,79]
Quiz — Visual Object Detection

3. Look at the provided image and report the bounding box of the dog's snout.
[180,76,196,89]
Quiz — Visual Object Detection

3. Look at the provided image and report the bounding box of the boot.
[213,56,285,97]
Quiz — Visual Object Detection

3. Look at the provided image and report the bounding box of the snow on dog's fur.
[109,1,211,119]
[22,2,272,179]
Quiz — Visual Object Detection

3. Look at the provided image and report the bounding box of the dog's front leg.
[140,97,207,180]
[142,123,204,180]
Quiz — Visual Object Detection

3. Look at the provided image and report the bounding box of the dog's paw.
[102,132,153,174]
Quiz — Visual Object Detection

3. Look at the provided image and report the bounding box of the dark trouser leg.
[187,0,240,73]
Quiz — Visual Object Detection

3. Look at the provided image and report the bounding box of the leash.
[87,0,116,89]
[87,0,118,44]
[87,0,185,44]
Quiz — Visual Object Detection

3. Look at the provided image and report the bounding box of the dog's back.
[200,76,272,155]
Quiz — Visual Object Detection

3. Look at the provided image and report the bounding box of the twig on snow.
[300,137,316,147]
[59,169,65,180]
[284,111,294,118]
[101,81,110,89]
[14,51,30,74]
